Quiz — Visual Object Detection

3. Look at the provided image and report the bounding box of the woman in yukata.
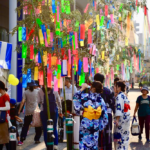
[73,81,108,150]
[114,81,131,150]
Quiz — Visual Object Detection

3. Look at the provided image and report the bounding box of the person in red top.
[0,81,10,150]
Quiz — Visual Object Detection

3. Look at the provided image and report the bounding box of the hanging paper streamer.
[34,67,38,80]
[27,69,31,83]
[110,14,114,24]
[126,15,130,38]
[144,6,147,16]
[137,56,139,72]
[83,57,88,73]
[136,0,138,6]
[22,43,27,58]
[88,29,92,44]
[52,0,56,13]
[125,37,128,46]
[105,5,108,16]
[117,64,120,71]
[117,55,119,60]
[84,3,90,13]
[139,52,141,71]
[57,6,60,22]
[38,51,42,63]
[51,56,57,66]
[62,60,67,76]
[130,61,133,73]
[30,45,34,60]
[68,49,71,64]
[54,76,58,91]
[80,24,85,40]
[22,27,26,41]
[46,29,50,45]
[36,18,42,28]
[65,0,70,14]
[74,32,78,48]
[18,27,22,42]
[47,68,52,87]
[100,16,105,26]
[102,51,105,59]
[43,51,47,66]
[39,29,44,45]
[22,74,27,88]
[39,71,43,85]
[61,0,65,13]
[96,15,100,30]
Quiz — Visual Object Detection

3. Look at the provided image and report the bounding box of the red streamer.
[144,6,147,16]
[105,5,108,16]
[30,45,34,60]
[80,24,85,40]
[88,29,92,44]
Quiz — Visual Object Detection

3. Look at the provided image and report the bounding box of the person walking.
[114,80,131,150]
[10,98,23,145]
[18,80,42,145]
[73,82,108,149]
[38,84,62,150]
[0,81,10,150]
[94,73,115,150]
[133,86,150,142]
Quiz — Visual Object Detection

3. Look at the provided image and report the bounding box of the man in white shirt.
[60,77,77,113]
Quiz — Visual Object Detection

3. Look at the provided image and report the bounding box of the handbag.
[31,106,42,127]
[131,117,140,136]
[0,111,6,123]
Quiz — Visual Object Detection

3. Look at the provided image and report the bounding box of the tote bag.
[131,117,140,136]
[31,106,42,127]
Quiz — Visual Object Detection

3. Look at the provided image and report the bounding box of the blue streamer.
[69,32,73,46]
[22,74,27,88]
[41,24,46,38]
[38,51,42,63]
[22,27,26,41]
[78,60,82,75]
[5,43,12,70]
[27,69,31,83]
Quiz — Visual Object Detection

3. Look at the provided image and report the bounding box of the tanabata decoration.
[8,74,19,86]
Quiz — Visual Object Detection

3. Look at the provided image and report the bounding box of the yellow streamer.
[80,41,84,47]
[43,51,47,66]
[47,29,50,44]
[117,55,119,60]
[102,51,105,60]
[39,29,44,45]
[96,15,100,30]
[125,37,128,46]
[34,67,38,80]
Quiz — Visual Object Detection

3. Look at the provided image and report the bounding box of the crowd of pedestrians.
[0,73,149,150]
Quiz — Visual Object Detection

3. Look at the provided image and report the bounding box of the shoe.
[18,141,23,146]
[147,139,150,143]
[35,141,41,144]
[54,145,58,150]
[139,135,142,140]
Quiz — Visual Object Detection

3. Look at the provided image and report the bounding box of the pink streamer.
[95,2,97,11]
[54,76,58,92]
[92,45,96,56]
[83,57,88,73]
[84,3,90,13]
[44,32,48,47]
[110,14,114,24]
[74,32,78,48]
[57,6,59,22]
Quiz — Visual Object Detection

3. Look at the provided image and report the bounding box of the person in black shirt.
[94,73,115,150]
[10,99,23,146]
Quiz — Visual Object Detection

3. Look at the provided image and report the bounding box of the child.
[10,98,23,146]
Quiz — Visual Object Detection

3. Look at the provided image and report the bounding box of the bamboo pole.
[63,78,69,150]
[31,0,51,119]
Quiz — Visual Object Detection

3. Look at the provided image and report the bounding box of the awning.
[0,41,12,70]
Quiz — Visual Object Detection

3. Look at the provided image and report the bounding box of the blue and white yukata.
[115,92,130,150]
[73,91,108,150]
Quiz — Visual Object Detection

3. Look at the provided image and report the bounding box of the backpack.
[43,88,57,115]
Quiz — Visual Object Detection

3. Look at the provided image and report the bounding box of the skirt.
[0,122,9,144]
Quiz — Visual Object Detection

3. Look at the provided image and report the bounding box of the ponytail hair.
[0,81,7,91]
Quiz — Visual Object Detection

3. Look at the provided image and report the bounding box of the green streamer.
[34,48,37,56]
[74,65,76,75]
[57,64,61,73]
[56,22,60,36]
[117,64,120,71]
[130,62,133,73]
[22,43,27,58]
[61,0,65,13]
[119,3,123,12]
[36,18,42,28]
[137,7,139,13]
[18,27,22,42]
[100,16,104,26]
[65,0,70,14]
[72,35,76,50]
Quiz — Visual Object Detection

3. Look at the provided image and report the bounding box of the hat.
[141,86,149,93]
[10,99,17,105]
[28,80,38,87]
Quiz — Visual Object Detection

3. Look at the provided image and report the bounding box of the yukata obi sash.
[83,105,102,120]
